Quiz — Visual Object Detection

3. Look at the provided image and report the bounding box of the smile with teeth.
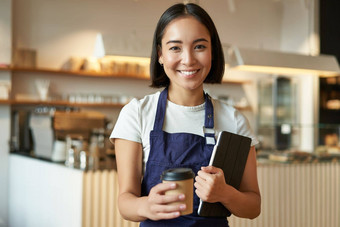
[179,70,199,76]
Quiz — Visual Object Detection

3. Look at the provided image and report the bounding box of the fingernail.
[174,211,180,216]
[179,194,185,200]
[170,183,176,188]
[179,204,186,210]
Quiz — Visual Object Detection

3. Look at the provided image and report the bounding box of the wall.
[13,0,285,69]
[280,0,319,55]
[0,0,12,226]
[0,0,12,64]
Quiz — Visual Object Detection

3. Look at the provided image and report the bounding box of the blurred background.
[0,0,339,227]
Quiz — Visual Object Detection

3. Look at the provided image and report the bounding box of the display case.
[257,123,340,162]
[319,76,340,124]
[257,76,299,151]
[256,76,340,163]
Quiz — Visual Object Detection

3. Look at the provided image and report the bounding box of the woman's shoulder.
[212,97,258,146]
[212,97,252,128]
[212,98,237,116]
[123,91,161,112]
[140,90,161,106]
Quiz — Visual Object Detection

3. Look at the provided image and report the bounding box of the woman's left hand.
[194,166,230,203]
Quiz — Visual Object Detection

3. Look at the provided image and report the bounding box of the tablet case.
[198,131,251,217]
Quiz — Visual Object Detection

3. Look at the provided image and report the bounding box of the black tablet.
[198,131,251,217]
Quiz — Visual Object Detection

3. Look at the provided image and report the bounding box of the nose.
[181,49,196,66]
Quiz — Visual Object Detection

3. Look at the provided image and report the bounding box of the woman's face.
[158,16,212,92]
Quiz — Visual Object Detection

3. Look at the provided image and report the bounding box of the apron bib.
[140,88,229,227]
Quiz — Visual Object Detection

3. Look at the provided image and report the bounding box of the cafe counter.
[8,153,340,227]
[8,153,136,227]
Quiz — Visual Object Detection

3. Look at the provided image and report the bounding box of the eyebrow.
[165,38,209,45]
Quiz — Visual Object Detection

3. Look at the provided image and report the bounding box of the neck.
[167,85,205,106]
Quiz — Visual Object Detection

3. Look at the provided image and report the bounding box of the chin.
[181,83,204,91]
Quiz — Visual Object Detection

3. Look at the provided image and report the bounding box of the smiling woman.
[110,3,260,227]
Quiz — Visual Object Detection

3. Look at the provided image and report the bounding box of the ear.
[157,45,163,65]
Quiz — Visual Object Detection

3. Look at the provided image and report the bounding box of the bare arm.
[114,138,187,222]
[195,146,261,219]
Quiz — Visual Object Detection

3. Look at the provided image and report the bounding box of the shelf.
[0,66,11,72]
[2,99,252,111]
[11,67,150,80]
[2,66,252,109]
[221,78,251,84]
[320,83,340,90]
[0,99,11,105]
[1,66,249,84]
[320,108,340,111]
[319,108,340,124]
[4,99,125,108]
[234,106,252,111]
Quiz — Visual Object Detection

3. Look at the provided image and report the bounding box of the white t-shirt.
[110,91,258,165]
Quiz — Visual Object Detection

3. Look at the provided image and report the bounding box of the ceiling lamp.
[224,45,340,77]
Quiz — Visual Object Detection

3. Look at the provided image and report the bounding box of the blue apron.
[140,88,229,227]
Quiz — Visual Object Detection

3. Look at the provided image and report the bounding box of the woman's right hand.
[141,182,187,220]
[115,139,186,222]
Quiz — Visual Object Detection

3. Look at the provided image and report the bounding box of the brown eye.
[195,44,206,50]
[169,46,181,51]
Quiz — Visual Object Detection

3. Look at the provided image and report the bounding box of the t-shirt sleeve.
[110,98,142,144]
[235,110,259,147]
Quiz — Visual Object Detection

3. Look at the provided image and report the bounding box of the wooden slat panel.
[82,171,93,227]
[92,171,101,227]
[228,162,340,227]
[83,163,340,227]
[108,171,115,227]
[100,170,108,227]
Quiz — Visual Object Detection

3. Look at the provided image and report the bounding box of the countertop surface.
[11,150,340,170]
[10,151,117,171]
[256,150,340,165]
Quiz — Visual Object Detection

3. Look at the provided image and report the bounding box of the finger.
[156,211,181,220]
[197,169,214,180]
[151,204,186,220]
[154,193,186,205]
[153,203,186,214]
[151,182,177,195]
[195,175,207,186]
[201,165,221,174]
[195,188,207,201]
[196,171,220,188]
[194,178,209,193]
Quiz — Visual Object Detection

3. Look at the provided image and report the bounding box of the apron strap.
[153,88,168,131]
[204,93,214,129]
[204,92,216,145]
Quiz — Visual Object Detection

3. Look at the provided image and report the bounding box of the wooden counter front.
[8,154,340,227]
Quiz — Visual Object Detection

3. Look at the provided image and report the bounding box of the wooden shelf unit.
[1,66,250,84]
[0,66,11,72]
[0,99,11,105]
[0,66,252,110]
[10,99,125,108]
[8,66,149,80]
[1,99,252,111]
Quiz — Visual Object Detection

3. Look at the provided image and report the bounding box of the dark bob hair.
[150,3,225,88]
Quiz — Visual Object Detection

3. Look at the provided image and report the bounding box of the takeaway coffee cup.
[161,168,195,215]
